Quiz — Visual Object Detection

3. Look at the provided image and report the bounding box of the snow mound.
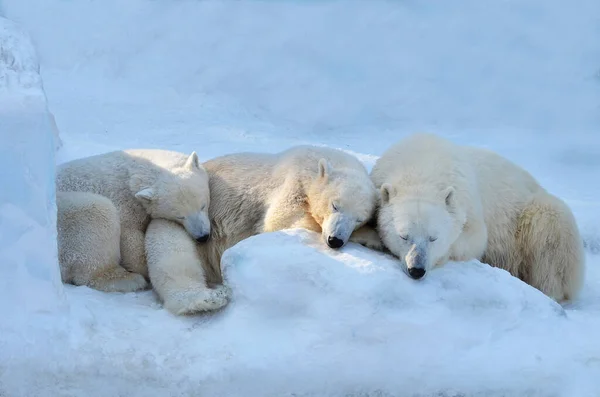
[2,230,598,396]
[224,229,564,323]
[213,229,575,396]
[0,16,61,147]
[0,16,64,320]
[0,16,42,97]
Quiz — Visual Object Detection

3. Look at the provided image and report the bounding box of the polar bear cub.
[145,145,378,315]
[371,133,584,302]
[56,149,211,292]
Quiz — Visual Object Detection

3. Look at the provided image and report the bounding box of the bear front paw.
[164,284,231,316]
[200,285,231,311]
[349,227,384,251]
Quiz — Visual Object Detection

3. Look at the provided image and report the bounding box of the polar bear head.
[377,183,463,280]
[135,152,212,243]
[308,158,377,249]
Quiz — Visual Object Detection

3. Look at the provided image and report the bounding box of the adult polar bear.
[56,149,211,292]
[146,145,378,315]
[371,133,584,302]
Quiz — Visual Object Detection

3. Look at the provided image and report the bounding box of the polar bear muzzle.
[182,212,211,243]
[327,236,344,249]
[322,212,355,249]
[405,243,428,280]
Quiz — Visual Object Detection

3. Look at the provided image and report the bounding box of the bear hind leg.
[120,228,149,279]
[84,265,148,293]
[517,192,585,302]
[57,191,148,293]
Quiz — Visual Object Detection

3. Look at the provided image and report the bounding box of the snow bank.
[217,230,587,396]
[0,17,43,98]
[5,230,598,396]
[0,17,64,318]
[0,16,61,145]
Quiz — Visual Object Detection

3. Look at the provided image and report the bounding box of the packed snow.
[1,1,600,396]
[0,16,64,321]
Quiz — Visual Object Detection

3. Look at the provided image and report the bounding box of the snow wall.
[0,16,64,318]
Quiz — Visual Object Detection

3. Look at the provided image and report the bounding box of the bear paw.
[164,284,231,316]
[111,273,149,292]
[349,226,384,251]
[91,270,149,293]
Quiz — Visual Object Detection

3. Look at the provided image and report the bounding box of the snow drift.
[217,230,590,396]
[0,16,64,317]
[0,17,69,393]
[4,230,599,396]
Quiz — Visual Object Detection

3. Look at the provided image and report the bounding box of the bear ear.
[135,187,155,204]
[443,186,455,208]
[317,158,331,179]
[185,151,201,171]
[380,183,395,204]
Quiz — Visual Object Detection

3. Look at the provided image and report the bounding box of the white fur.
[145,219,231,315]
[371,133,585,302]
[56,149,210,290]
[56,191,148,292]
[145,145,378,315]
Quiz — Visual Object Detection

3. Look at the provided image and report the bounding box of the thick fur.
[56,149,211,291]
[145,219,231,315]
[370,133,584,302]
[56,191,148,292]
[145,145,378,315]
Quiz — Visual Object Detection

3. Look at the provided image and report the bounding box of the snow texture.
[1,0,600,396]
[0,16,64,321]
[4,230,599,397]
[0,16,42,98]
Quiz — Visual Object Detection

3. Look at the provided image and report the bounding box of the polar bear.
[56,149,211,291]
[370,133,584,302]
[145,145,378,315]
[56,191,148,292]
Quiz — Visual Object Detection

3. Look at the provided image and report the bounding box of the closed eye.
[429,236,438,242]
[176,216,185,221]
[400,235,408,241]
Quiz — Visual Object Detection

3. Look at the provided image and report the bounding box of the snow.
[2,230,600,396]
[1,0,600,396]
[0,16,64,320]
[220,230,570,396]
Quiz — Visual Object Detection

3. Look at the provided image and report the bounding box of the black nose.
[196,234,210,243]
[327,236,344,249]
[408,267,426,280]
